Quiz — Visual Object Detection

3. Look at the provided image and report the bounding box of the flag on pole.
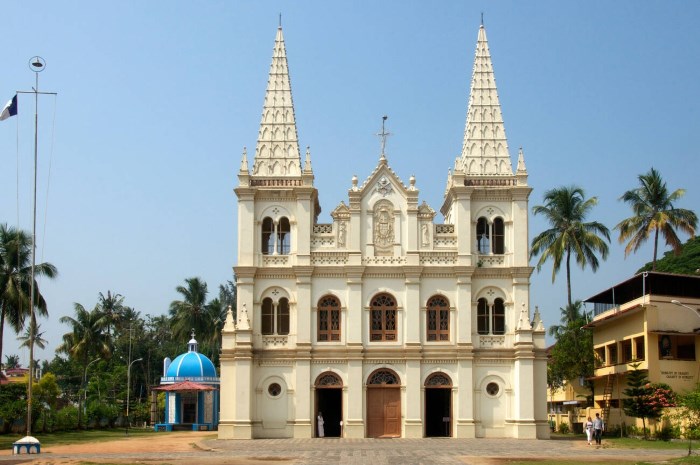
[0,94,18,121]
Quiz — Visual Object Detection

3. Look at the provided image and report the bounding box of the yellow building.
[584,271,700,428]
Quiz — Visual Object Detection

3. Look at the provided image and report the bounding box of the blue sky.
[1,1,699,364]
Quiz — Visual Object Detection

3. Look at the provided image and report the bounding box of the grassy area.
[551,432,694,450]
[500,456,700,465]
[0,428,156,449]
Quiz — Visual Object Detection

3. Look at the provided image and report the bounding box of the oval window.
[268,383,282,397]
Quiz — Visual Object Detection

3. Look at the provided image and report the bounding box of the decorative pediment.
[331,201,350,220]
[355,160,412,202]
[418,201,436,220]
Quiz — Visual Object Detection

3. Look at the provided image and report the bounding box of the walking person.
[585,416,594,445]
[593,413,604,445]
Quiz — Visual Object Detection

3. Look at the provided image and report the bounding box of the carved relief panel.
[373,199,395,256]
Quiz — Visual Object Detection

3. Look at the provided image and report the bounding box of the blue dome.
[166,351,217,379]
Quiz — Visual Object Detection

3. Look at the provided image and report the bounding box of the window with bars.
[370,293,397,341]
[318,295,341,341]
[427,295,449,341]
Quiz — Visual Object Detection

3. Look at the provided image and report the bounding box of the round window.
[486,382,499,396]
[268,383,282,397]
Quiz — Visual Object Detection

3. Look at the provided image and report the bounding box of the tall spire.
[251,25,302,177]
[460,24,513,176]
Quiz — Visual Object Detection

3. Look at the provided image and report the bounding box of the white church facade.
[218,22,549,440]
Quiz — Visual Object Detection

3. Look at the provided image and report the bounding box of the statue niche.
[373,200,394,256]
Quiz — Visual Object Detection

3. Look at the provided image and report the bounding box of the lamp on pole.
[79,358,100,429]
[126,357,142,435]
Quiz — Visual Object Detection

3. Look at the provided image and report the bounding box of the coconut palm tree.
[169,277,217,345]
[530,186,611,307]
[17,319,48,350]
[615,168,697,271]
[0,224,57,367]
[58,303,111,429]
[97,290,126,337]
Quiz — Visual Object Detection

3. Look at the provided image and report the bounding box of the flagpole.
[26,56,45,440]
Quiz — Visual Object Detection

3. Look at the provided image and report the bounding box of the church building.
[218,21,548,439]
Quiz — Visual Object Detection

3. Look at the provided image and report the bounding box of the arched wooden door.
[366,369,401,438]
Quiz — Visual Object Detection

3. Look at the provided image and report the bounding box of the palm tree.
[530,186,611,307]
[17,319,48,350]
[58,303,111,429]
[4,353,20,369]
[615,168,697,271]
[97,290,125,338]
[0,224,58,367]
[548,300,590,338]
[169,277,216,345]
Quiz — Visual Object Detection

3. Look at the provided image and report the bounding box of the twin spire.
[246,22,525,182]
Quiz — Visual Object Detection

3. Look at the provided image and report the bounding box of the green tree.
[4,353,20,369]
[58,303,112,429]
[33,372,60,432]
[677,383,700,439]
[169,277,218,346]
[530,186,611,306]
[547,301,594,392]
[97,290,126,338]
[17,319,48,350]
[616,168,697,271]
[0,224,57,368]
[637,236,700,275]
[622,364,676,439]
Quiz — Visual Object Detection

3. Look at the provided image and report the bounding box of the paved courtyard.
[0,434,690,465]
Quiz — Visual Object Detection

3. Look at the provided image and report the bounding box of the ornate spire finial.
[481,12,484,26]
[376,115,391,160]
[279,13,282,28]
[240,146,249,172]
[304,146,313,172]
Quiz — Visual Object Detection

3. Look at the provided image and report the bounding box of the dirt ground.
[1,432,279,465]
[0,432,684,465]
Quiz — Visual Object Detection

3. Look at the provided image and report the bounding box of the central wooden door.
[366,369,401,438]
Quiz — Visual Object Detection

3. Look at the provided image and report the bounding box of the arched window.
[318,295,341,342]
[476,217,490,254]
[278,217,291,255]
[262,217,275,255]
[368,369,399,385]
[261,295,290,335]
[277,297,290,335]
[493,298,505,335]
[262,297,274,335]
[477,298,489,335]
[427,295,449,341]
[493,217,505,254]
[261,216,291,255]
[370,293,397,342]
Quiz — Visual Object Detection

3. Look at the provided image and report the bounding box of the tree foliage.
[530,186,611,306]
[637,236,700,275]
[622,364,676,439]
[547,301,594,392]
[0,223,57,369]
[616,167,697,271]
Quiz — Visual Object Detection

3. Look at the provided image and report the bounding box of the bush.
[656,425,681,441]
[54,406,78,431]
[558,422,570,434]
[87,402,119,428]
